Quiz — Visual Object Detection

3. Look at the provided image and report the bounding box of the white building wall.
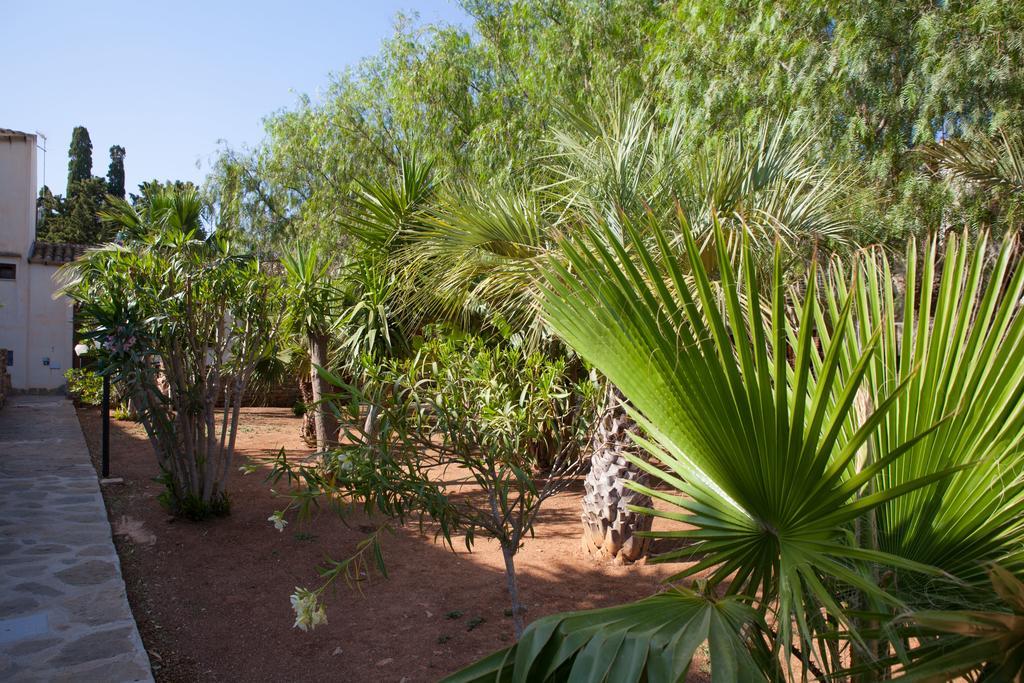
[26,264,73,389]
[0,130,73,391]
[0,133,36,256]
[0,133,36,389]
[0,255,29,388]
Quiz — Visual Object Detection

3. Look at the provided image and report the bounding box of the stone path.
[0,396,152,682]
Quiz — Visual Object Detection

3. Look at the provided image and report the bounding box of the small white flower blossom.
[268,512,288,532]
[290,588,327,631]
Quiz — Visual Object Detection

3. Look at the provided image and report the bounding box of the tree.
[203,146,296,255]
[39,177,112,244]
[385,105,853,564]
[281,245,342,452]
[66,126,93,195]
[270,332,597,637]
[59,188,284,518]
[919,130,1024,236]
[106,145,126,199]
[37,129,128,244]
[132,179,202,209]
[36,186,63,234]
[241,0,1024,256]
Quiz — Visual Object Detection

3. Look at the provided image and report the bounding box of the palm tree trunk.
[308,333,336,452]
[580,384,652,564]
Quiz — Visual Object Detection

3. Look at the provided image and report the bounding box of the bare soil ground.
[77,406,703,682]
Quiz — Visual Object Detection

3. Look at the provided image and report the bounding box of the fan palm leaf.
[444,588,777,683]
[676,121,854,261]
[823,232,1024,594]
[532,214,957,674]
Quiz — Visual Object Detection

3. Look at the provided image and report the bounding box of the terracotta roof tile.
[28,241,88,265]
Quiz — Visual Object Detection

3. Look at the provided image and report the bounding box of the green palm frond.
[535,213,955,673]
[281,244,344,337]
[677,121,854,256]
[349,152,437,249]
[541,95,682,228]
[443,588,776,683]
[825,232,1024,594]
[881,565,1024,681]
[919,131,1024,194]
[400,190,551,333]
[98,186,207,241]
[338,254,407,363]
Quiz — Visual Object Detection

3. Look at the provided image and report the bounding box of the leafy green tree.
[40,177,112,244]
[59,189,284,518]
[66,126,93,194]
[382,104,854,563]
[270,331,598,637]
[38,130,128,244]
[204,146,295,255]
[35,186,63,236]
[235,0,1024,252]
[648,0,1024,240]
[106,145,126,198]
[919,129,1024,236]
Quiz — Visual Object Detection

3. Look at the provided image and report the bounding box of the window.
[0,263,14,280]
[6,351,12,366]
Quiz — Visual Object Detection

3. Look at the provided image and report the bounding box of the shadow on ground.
[77,406,710,683]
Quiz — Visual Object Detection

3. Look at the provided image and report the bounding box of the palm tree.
[281,244,343,452]
[919,130,1024,194]
[447,222,1024,680]
[406,102,855,564]
[918,130,1024,236]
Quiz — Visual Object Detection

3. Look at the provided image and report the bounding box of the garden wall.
[243,380,301,408]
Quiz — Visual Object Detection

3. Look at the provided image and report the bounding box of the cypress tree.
[106,145,126,198]
[66,126,93,196]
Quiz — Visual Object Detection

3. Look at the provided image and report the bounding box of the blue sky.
[1,1,470,196]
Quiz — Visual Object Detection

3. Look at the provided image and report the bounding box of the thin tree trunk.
[502,544,525,638]
[363,403,380,445]
[308,332,336,452]
[580,384,653,564]
[298,378,316,445]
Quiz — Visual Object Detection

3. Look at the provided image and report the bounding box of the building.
[0,128,84,391]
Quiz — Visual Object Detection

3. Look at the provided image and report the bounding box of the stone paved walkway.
[0,396,152,682]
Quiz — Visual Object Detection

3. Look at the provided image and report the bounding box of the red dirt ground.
[77,406,706,682]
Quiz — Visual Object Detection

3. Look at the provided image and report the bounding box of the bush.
[270,331,600,636]
[64,367,103,405]
[60,190,284,519]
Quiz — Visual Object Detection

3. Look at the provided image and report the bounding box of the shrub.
[270,331,599,636]
[60,190,284,519]
[64,367,103,405]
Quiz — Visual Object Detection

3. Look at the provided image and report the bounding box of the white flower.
[290,588,328,631]
[268,511,288,532]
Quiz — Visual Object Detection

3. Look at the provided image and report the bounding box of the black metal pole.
[101,373,110,479]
